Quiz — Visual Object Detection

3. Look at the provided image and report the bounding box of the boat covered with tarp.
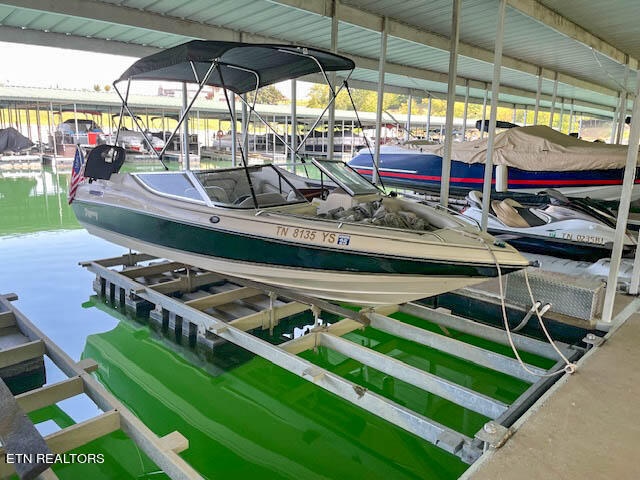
[350,125,640,200]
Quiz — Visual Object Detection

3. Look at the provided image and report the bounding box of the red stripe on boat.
[354,169,640,186]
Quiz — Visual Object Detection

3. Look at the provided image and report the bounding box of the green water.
[0,163,547,479]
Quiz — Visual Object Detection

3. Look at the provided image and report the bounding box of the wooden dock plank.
[0,377,53,479]
[228,302,310,332]
[280,319,363,354]
[16,377,84,413]
[184,287,262,311]
[121,261,185,278]
[150,272,222,295]
[0,340,45,369]
[45,410,121,454]
[87,253,156,268]
[0,310,16,329]
[0,294,204,480]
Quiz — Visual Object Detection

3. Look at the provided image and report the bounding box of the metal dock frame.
[0,293,203,480]
[83,254,582,464]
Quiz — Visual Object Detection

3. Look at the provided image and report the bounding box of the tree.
[93,84,101,92]
[104,85,111,92]
[251,85,289,105]
[305,84,404,113]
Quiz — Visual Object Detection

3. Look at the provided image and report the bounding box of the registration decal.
[337,234,351,246]
[560,232,605,245]
[275,225,344,245]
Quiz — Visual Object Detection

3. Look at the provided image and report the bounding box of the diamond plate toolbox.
[504,269,605,323]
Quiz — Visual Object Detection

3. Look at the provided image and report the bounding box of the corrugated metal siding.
[540,0,640,60]
[0,0,634,119]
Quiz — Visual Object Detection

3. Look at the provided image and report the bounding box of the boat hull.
[73,200,523,305]
[86,224,505,305]
[349,151,640,200]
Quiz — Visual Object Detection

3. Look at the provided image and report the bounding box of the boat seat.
[502,198,547,227]
[204,185,230,203]
[491,200,531,228]
[467,190,483,208]
[84,144,126,180]
[235,192,286,208]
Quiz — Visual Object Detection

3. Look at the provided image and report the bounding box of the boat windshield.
[311,159,381,196]
[193,165,307,208]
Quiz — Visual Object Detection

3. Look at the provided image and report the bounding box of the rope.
[477,235,577,377]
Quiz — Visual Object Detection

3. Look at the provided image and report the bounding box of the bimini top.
[116,40,355,94]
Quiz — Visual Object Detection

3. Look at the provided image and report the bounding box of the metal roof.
[0,0,637,120]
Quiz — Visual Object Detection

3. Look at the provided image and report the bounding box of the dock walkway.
[464,295,640,480]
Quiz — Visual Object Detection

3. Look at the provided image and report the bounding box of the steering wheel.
[233,195,251,205]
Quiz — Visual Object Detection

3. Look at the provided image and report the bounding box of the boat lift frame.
[82,253,582,464]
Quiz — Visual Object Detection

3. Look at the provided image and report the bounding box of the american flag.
[67,146,85,204]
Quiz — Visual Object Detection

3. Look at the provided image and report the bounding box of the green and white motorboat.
[71,40,529,305]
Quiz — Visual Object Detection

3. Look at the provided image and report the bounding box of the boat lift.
[82,252,583,464]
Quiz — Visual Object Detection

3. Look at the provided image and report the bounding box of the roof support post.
[462,79,469,141]
[327,0,339,159]
[480,0,506,231]
[49,101,57,159]
[440,0,461,207]
[523,104,528,126]
[602,80,640,316]
[230,92,236,167]
[73,103,79,147]
[568,99,574,134]
[181,82,190,170]
[615,95,627,145]
[534,67,542,124]
[549,72,558,128]
[290,80,297,163]
[241,94,249,159]
[426,95,432,139]
[35,101,42,153]
[480,86,488,138]
[558,98,565,132]
[615,61,630,144]
[405,93,412,142]
[372,16,388,185]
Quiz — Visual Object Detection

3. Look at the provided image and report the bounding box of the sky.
[0,41,313,98]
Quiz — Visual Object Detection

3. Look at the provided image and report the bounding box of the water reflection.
[82,304,468,480]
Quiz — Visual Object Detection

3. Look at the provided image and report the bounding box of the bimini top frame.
[111,40,387,207]
[111,40,355,165]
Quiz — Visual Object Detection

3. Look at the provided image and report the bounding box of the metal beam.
[480,0,506,230]
[326,0,338,159]
[372,16,387,185]
[602,79,640,322]
[507,0,639,70]
[400,303,571,360]
[365,312,546,383]
[440,0,461,207]
[0,25,159,57]
[318,332,508,419]
[271,0,619,95]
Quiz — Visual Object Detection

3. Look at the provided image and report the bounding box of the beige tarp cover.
[419,125,634,171]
